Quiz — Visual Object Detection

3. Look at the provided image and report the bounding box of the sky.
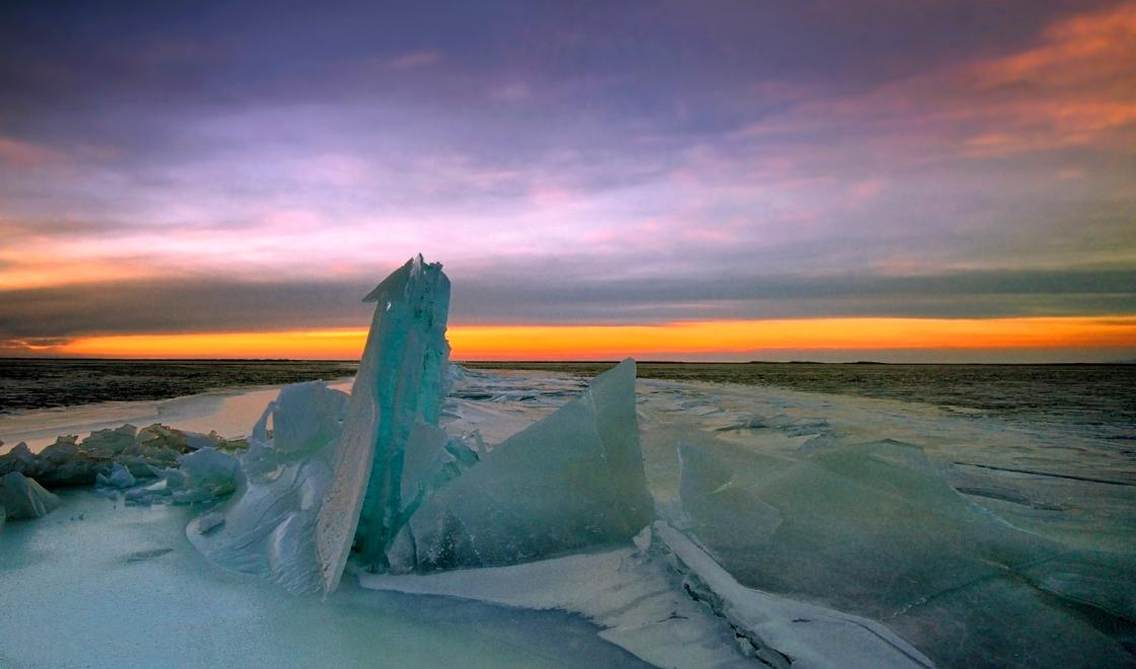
[0,0,1134,361]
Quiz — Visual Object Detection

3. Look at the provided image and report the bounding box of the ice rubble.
[0,422,246,488]
[0,418,252,529]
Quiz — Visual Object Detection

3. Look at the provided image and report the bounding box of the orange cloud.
[0,249,153,290]
[742,2,1136,159]
[0,136,63,167]
[39,316,1136,360]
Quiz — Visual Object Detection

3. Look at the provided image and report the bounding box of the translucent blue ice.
[317,255,452,589]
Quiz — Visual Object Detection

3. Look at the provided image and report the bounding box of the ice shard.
[408,359,655,570]
[95,462,136,489]
[0,471,61,519]
[316,255,451,590]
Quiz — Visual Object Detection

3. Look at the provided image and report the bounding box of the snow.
[0,490,652,669]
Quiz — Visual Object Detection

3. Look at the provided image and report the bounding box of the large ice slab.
[675,432,1135,667]
[359,522,933,669]
[408,359,655,570]
[317,255,452,590]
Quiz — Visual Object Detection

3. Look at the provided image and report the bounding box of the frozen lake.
[2,365,1134,667]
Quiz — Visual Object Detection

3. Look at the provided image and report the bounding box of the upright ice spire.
[316,255,451,591]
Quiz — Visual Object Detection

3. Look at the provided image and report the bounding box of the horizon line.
[1,356,1133,366]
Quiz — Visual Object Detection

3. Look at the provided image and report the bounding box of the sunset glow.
[47,317,1136,361]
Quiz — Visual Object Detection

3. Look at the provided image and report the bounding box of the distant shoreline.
[2,357,1132,366]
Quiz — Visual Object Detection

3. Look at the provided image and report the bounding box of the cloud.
[0,0,1132,354]
[0,136,63,167]
[382,50,443,70]
[1,268,1133,349]
[739,2,1136,160]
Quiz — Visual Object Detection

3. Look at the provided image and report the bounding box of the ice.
[653,522,933,668]
[672,415,1135,667]
[408,359,655,570]
[189,258,650,587]
[317,255,452,589]
[185,258,647,589]
[0,490,654,669]
[187,381,349,593]
[96,462,136,489]
[6,263,1131,666]
[0,379,353,454]
[359,532,755,668]
[359,521,932,669]
[176,447,241,499]
[0,421,246,488]
[0,471,61,519]
[80,424,139,458]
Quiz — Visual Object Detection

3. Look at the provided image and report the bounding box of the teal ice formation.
[185,255,658,593]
